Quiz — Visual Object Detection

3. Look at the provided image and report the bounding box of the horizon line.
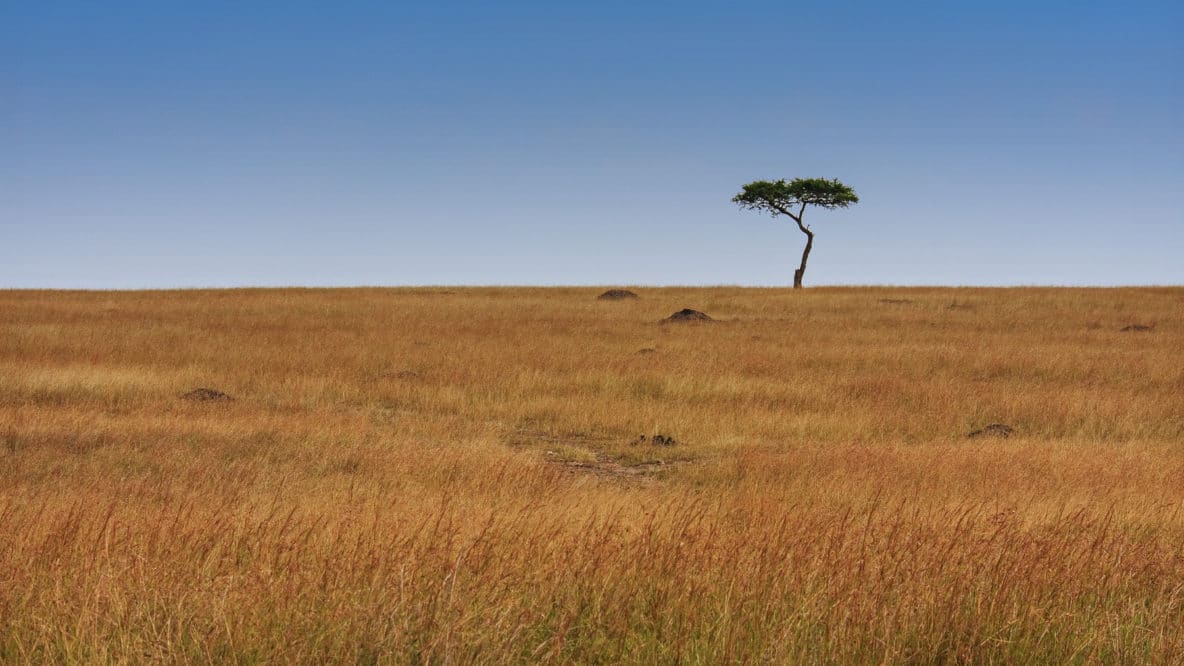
[2,283,1181,292]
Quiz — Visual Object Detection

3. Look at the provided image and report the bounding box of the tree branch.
[771,201,812,236]
[769,203,799,222]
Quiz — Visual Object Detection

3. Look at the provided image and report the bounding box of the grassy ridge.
[1,287,1182,662]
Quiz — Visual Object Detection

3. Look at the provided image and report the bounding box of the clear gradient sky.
[3,1,1181,288]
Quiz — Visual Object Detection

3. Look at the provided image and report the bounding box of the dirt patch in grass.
[1121,324,1154,332]
[630,434,677,447]
[968,423,1015,439]
[510,426,692,481]
[663,308,712,323]
[180,388,232,402]
[598,289,639,300]
[548,453,691,481]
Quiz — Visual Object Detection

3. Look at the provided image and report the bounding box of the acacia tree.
[733,178,858,288]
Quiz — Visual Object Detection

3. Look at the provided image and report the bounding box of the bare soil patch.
[631,434,677,447]
[181,388,232,402]
[968,423,1015,439]
[512,427,691,481]
[664,308,712,322]
[598,289,639,300]
[550,454,691,481]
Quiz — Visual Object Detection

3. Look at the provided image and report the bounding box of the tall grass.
[1,287,1182,662]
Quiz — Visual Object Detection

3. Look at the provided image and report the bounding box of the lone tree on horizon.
[733,178,859,288]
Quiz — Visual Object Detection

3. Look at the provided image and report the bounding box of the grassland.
[1,286,1182,663]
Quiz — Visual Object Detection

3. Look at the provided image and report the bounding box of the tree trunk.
[794,228,814,289]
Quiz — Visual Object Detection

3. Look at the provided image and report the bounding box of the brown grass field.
[1,286,1182,663]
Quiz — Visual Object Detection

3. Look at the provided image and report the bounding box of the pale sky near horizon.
[3,1,1181,288]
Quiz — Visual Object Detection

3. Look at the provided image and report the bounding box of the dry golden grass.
[1,286,1182,663]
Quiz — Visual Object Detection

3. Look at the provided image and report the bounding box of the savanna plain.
[1,287,1182,664]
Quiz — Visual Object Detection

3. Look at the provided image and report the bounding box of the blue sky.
[2,1,1181,287]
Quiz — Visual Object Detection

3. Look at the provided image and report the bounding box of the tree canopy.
[732,177,859,288]
[732,178,859,217]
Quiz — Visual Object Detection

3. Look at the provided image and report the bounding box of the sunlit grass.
[1,287,1182,662]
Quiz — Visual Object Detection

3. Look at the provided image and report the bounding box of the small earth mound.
[636,348,656,355]
[631,434,678,447]
[664,309,712,322]
[181,388,232,402]
[968,423,1014,439]
[1120,324,1153,332]
[598,289,639,300]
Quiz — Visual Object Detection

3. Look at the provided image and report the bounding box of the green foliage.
[732,178,859,217]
